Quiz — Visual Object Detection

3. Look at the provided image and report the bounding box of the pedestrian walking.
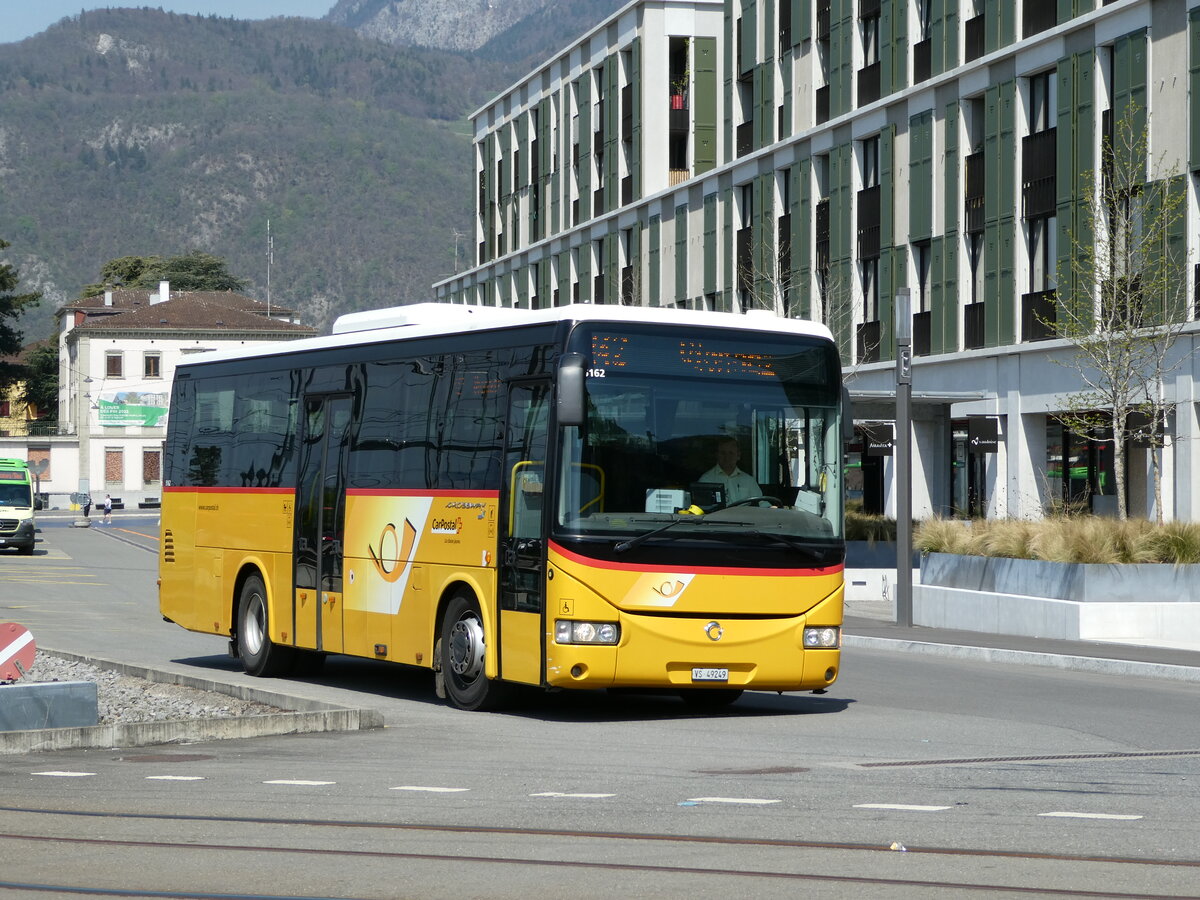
[103,494,112,524]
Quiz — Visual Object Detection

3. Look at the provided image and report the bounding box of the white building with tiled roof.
[52,281,316,509]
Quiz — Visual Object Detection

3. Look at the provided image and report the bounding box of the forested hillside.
[0,4,613,336]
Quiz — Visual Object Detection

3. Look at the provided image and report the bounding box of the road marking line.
[263,779,336,786]
[530,792,616,798]
[117,528,159,541]
[390,786,470,793]
[686,797,780,805]
[146,775,205,781]
[855,803,953,812]
[1038,811,1143,820]
[31,771,95,777]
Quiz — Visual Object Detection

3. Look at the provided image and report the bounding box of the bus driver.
[698,436,761,504]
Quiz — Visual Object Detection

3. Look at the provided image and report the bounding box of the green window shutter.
[930,236,945,352]
[1190,10,1200,170]
[1164,176,1188,324]
[881,124,895,248]
[1114,29,1149,180]
[942,236,958,350]
[829,0,852,118]
[557,250,570,305]
[576,76,591,221]
[740,0,757,76]
[881,0,907,96]
[794,0,810,44]
[704,194,718,294]
[694,37,718,174]
[756,173,774,306]
[830,142,852,265]
[985,0,1014,55]
[780,52,793,140]
[795,160,811,319]
[1057,0,1072,27]
[577,244,591,303]
[606,232,619,304]
[649,215,661,307]
[762,0,776,62]
[605,60,620,213]
[752,65,765,151]
[944,100,959,232]
[760,63,775,147]
[631,39,642,200]
[931,0,945,75]
[675,204,688,306]
[721,187,734,311]
[909,112,932,240]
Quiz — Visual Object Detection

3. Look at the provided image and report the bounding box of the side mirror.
[841,385,855,443]
[557,352,586,427]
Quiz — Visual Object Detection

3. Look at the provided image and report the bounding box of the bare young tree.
[1054,102,1189,521]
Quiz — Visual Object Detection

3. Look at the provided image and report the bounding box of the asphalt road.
[1,515,1199,898]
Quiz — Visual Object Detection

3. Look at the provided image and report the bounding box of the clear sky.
[2,2,337,44]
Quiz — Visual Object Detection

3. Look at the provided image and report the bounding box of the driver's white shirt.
[698,465,761,504]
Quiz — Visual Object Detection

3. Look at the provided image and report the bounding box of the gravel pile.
[19,653,283,724]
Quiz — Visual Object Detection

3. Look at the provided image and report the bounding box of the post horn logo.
[368,519,417,583]
[705,621,724,642]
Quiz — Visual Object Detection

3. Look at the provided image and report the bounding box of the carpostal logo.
[431,517,464,535]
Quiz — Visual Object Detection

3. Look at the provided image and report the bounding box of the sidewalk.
[843,597,1200,683]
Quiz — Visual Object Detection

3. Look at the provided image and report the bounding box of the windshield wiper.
[742,529,833,562]
[612,517,703,553]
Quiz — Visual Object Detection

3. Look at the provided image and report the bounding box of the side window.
[438,352,504,491]
[349,358,439,490]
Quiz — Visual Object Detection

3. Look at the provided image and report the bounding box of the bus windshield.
[555,326,844,563]
[0,483,32,509]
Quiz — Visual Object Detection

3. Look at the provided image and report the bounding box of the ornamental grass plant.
[914,516,1200,564]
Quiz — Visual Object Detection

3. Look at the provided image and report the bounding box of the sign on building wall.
[96,390,169,427]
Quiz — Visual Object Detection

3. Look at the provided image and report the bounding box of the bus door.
[294,394,353,654]
[498,381,551,684]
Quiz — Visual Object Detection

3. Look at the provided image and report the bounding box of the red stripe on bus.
[346,489,500,498]
[548,541,844,578]
[162,486,294,494]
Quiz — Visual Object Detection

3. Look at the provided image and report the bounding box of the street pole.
[895,288,913,628]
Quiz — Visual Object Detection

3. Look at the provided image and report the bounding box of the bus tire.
[678,688,743,709]
[237,574,294,678]
[439,592,511,711]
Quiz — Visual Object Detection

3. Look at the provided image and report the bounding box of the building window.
[105,448,124,486]
[105,352,123,378]
[862,136,879,188]
[1029,216,1057,292]
[968,232,984,303]
[143,449,161,484]
[144,352,162,379]
[1029,71,1054,134]
[862,255,880,321]
[915,241,932,312]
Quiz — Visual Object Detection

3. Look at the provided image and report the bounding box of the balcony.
[964,301,986,349]
[913,310,932,356]
[816,85,830,125]
[1022,289,1057,341]
[669,92,689,132]
[1021,128,1056,219]
[669,168,690,186]
[857,184,881,260]
[737,120,753,157]
[857,60,881,107]
[965,14,985,62]
[1023,0,1057,38]
[914,37,931,83]
[964,151,985,233]
[857,320,881,363]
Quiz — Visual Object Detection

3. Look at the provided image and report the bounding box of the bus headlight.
[555,620,620,645]
[803,626,840,649]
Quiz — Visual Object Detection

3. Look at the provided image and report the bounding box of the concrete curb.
[0,649,385,755]
[843,634,1200,683]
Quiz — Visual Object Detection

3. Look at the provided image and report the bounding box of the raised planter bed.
[915,553,1200,645]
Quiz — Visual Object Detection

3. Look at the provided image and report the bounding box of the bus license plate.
[691,667,729,682]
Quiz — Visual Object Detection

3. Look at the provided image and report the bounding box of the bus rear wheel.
[439,592,511,711]
[237,574,294,677]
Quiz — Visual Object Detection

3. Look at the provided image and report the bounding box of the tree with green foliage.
[79,251,248,297]
[1054,103,1188,522]
[19,340,59,422]
[0,238,43,392]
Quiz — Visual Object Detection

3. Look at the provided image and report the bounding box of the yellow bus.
[0,458,36,555]
[159,304,848,710]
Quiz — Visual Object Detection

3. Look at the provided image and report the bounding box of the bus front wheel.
[237,574,294,677]
[439,592,511,711]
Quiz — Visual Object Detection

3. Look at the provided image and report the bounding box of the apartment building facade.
[435,0,1200,523]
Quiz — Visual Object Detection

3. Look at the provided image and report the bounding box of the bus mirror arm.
[557,353,587,427]
[841,385,854,443]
